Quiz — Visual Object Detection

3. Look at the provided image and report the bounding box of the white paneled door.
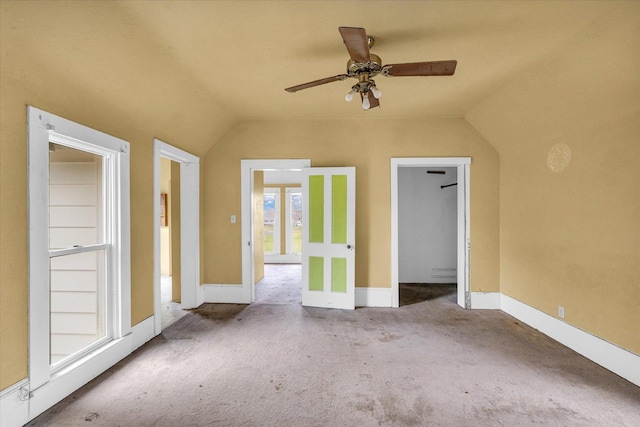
[301,167,355,310]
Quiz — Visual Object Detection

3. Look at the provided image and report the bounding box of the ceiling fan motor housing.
[347,53,383,76]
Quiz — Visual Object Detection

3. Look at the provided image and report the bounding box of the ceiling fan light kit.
[285,26,457,111]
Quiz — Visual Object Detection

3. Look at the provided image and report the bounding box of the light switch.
[230,215,236,224]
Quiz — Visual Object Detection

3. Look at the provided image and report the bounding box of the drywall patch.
[547,143,571,172]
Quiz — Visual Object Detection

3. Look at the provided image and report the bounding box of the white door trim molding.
[240,160,311,304]
[391,157,471,308]
[153,139,202,335]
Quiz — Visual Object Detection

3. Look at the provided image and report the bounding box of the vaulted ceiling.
[2,1,635,156]
[118,0,614,120]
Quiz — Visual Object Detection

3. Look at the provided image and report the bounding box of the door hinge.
[465,292,471,309]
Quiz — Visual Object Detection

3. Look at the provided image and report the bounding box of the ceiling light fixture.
[344,79,382,109]
[362,92,371,110]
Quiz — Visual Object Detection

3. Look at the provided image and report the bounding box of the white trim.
[501,294,640,387]
[264,254,302,264]
[202,284,246,304]
[391,157,471,309]
[241,160,311,304]
[355,287,393,307]
[28,106,131,391]
[153,139,203,336]
[131,315,157,351]
[470,292,501,309]
[0,379,29,427]
[0,317,156,427]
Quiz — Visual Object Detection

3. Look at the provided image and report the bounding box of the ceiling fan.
[285,27,457,110]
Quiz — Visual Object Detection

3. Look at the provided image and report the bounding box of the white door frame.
[153,139,202,334]
[241,159,311,303]
[391,157,471,308]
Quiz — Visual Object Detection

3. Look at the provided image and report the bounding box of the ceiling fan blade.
[338,27,370,63]
[360,92,380,109]
[384,60,457,77]
[285,75,348,93]
[369,94,380,109]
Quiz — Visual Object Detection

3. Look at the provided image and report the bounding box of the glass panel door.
[263,188,280,255]
[287,190,303,255]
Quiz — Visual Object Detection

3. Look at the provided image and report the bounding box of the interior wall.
[160,157,172,276]
[465,4,639,354]
[0,2,234,390]
[170,161,182,302]
[203,118,499,291]
[253,171,265,284]
[398,167,457,283]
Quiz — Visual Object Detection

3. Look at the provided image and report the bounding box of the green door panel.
[309,256,324,291]
[331,175,347,244]
[309,175,324,243]
[331,257,347,293]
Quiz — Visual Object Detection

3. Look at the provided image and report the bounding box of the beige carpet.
[27,265,640,426]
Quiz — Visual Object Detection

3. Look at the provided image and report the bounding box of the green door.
[302,167,355,309]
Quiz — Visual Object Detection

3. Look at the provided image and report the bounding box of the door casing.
[241,159,311,302]
[153,139,202,335]
[390,157,471,308]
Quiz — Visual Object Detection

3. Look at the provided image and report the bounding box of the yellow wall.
[160,158,172,276]
[203,118,500,290]
[170,161,182,302]
[253,172,265,283]
[466,6,640,354]
[0,1,233,390]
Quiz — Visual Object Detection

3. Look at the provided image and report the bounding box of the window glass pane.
[263,193,276,254]
[50,249,107,366]
[291,193,302,254]
[49,143,105,250]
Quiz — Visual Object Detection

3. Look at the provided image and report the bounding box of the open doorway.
[397,167,457,306]
[391,157,470,308]
[153,139,202,335]
[159,158,186,328]
[240,159,310,304]
[252,169,303,305]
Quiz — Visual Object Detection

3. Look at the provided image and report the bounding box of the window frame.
[28,107,131,391]
[285,187,303,256]
[263,187,281,256]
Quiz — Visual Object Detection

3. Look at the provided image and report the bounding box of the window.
[263,188,280,255]
[286,189,303,255]
[28,107,130,390]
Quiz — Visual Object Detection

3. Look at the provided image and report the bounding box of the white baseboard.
[356,287,392,307]
[264,255,301,264]
[202,284,247,304]
[0,379,29,427]
[131,315,157,351]
[501,294,640,387]
[0,316,157,427]
[470,292,501,309]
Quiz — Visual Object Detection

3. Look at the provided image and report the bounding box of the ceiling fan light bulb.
[371,86,382,99]
[362,95,371,110]
[345,90,355,102]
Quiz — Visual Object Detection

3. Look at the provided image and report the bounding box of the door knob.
[347,244,353,250]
